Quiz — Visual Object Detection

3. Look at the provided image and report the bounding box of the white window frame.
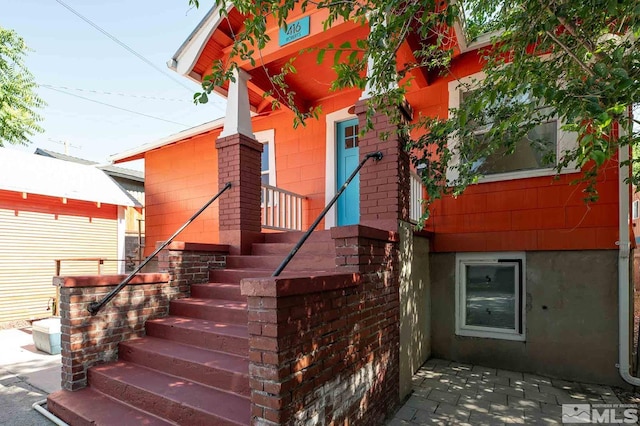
[447,71,578,184]
[633,199,639,220]
[255,129,276,187]
[324,107,357,229]
[455,252,526,341]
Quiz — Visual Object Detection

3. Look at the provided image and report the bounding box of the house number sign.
[278,16,310,46]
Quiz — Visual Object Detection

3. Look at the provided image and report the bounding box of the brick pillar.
[216,133,263,255]
[354,100,410,232]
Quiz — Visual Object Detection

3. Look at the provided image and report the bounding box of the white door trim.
[324,107,357,229]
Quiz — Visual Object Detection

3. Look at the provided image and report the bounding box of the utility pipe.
[618,117,640,386]
[32,400,69,426]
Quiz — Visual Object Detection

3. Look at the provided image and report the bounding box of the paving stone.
[412,376,425,387]
[490,403,525,417]
[540,403,563,416]
[525,410,562,424]
[405,396,438,412]
[492,384,524,398]
[433,365,454,373]
[422,371,444,380]
[448,384,479,398]
[602,393,622,404]
[524,390,558,405]
[395,405,418,421]
[427,389,460,405]
[522,373,552,386]
[456,369,484,380]
[457,396,492,414]
[435,401,471,421]
[556,392,604,404]
[482,375,510,386]
[387,418,412,426]
[419,378,450,392]
[439,374,467,387]
[466,378,496,390]
[411,410,450,425]
[413,386,432,399]
[468,411,505,425]
[537,384,573,398]
[508,396,541,410]
[550,379,582,392]
[472,365,497,376]
[497,370,524,381]
[580,383,613,396]
[509,380,539,393]
[475,389,508,405]
[449,362,473,372]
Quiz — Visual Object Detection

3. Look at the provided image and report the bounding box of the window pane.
[465,264,515,330]
[261,143,269,173]
[474,121,557,175]
[261,173,269,185]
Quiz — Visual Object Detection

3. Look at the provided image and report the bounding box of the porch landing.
[388,359,624,425]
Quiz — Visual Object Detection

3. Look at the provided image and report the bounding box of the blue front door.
[336,118,359,226]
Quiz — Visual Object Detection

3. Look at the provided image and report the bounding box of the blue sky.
[3,0,227,169]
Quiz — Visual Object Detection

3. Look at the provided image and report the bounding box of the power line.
[41,84,190,103]
[52,0,225,110]
[42,85,190,127]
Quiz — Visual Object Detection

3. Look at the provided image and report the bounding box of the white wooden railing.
[410,171,425,223]
[261,184,306,231]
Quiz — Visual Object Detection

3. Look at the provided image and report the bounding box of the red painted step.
[119,337,250,396]
[225,254,336,271]
[251,241,335,256]
[263,230,333,243]
[47,387,175,426]
[145,316,248,356]
[208,269,272,283]
[169,298,248,323]
[88,362,249,425]
[191,282,243,301]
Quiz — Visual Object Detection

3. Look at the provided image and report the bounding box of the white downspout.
[618,123,640,385]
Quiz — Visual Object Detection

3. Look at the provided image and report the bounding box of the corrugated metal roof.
[34,148,144,182]
[0,148,138,207]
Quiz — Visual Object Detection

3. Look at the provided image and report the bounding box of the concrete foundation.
[399,223,431,399]
[430,250,624,387]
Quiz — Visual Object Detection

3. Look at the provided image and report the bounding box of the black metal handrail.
[87,182,232,315]
[272,151,383,277]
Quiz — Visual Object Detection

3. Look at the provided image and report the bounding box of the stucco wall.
[399,222,431,399]
[430,250,623,386]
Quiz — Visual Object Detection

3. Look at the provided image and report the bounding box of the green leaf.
[593,63,608,77]
[317,49,326,65]
[590,150,606,166]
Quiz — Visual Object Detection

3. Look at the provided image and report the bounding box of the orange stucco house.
[47,4,636,425]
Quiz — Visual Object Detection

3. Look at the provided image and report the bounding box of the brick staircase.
[47,231,336,425]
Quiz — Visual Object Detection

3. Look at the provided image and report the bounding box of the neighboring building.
[34,149,145,270]
[0,148,139,325]
[47,4,636,425]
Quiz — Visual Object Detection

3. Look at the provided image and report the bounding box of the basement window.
[455,253,525,341]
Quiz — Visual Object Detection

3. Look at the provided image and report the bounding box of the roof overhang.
[167,4,231,83]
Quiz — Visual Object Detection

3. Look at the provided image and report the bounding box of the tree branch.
[544,29,595,77]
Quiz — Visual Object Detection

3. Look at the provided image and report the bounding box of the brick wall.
[56,242,228,391]
[355,100,411,232]
[240,225,400,425]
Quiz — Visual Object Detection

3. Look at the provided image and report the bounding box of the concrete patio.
[388,358,628,425]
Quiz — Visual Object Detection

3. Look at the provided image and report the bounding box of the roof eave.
[167,4,232,79]
[109,118,226,164]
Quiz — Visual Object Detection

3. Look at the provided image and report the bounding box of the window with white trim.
[255,129,276,186]
[448,72,577,183]
[455,253,526,341]
[633,200,639,220]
